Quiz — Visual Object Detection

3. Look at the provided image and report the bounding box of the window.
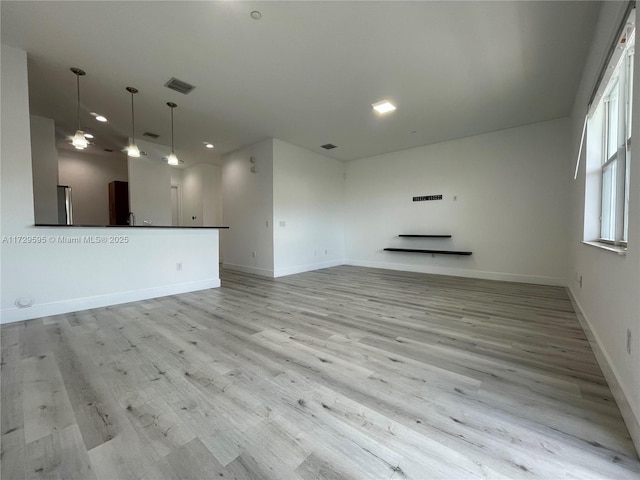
[586,10,634,247]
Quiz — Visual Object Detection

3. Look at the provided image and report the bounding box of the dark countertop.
[35,224,229,229]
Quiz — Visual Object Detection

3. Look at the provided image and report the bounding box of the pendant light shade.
[70,67,87,150]
[126,87,140,158]
[72,130,88,149]
[167,152,179,166]
[127,143,141,158]
[167,102,179,166]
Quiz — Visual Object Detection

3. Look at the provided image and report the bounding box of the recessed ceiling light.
[204,143,214,149]
[250,10,262,20]
[372,100,396,114]
[83,132,94,139]
[90,112,108,122]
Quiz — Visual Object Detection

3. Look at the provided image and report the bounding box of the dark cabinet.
[109,181,129,225]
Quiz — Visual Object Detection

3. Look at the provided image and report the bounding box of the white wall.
[181,163,222,227]
[273,139,346,276]
[128,139,172,226]
[182,166,201,226]
[171,169,183,226]
[58,149,128,225]
[345,118,570,285]
[30,115,59,224]
[567,2,640,451]
[0,45,221,324]
[222,138,274,276]
[202,164,222,227]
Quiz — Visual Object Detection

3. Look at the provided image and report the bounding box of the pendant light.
[126,87,140,157]
[70,67,88,149]
[166,102,179,166]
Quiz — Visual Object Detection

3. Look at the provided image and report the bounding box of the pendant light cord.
[131,91,135,139]
[166,102,178,162]
[171,107,175,153]
[76,73,81,130]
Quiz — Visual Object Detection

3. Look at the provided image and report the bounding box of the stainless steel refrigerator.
[57,185,73,225]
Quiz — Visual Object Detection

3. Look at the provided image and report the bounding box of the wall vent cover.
[164,77,196,95]
[321,143,337,150]
[143,131,160,139]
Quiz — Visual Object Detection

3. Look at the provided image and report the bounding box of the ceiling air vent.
[164,77,196,95]
[143,131,160,139]
[321,143,337,150]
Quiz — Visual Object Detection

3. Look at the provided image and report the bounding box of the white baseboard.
[346,259,565,286]
[273,259,346,278]
[567,286,640,457]
[0,279,220,324]
[221,263,275,277]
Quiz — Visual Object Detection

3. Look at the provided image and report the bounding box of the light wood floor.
[2,266,639,479]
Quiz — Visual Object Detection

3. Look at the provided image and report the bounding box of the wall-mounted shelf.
[398,234,452,238]
[384,248,472,255]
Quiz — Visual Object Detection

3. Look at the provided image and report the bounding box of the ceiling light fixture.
[83,132,94,139]
[250,10,262,20]
[167,102,179,166]
[372,100,396,115]
[126,87,140,158]
[204,142,214,149]
[70,67,88,150]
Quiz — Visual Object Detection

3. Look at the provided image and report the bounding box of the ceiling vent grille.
[165,77,196,95]
[321,143,337,150]
[143,131,160,139]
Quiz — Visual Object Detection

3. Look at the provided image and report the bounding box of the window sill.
[581,241,627,256]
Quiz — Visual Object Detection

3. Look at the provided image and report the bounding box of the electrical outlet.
[325,249,328,255]
[627,329,632,355]
[279,221,286,227]
[176,263,183,271]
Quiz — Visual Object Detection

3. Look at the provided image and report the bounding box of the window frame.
[589,12,635,248]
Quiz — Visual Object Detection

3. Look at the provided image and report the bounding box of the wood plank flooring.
[2,265,639,479]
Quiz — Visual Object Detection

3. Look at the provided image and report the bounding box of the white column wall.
[272,139,346,277]
[30,115,59,224]
[221,138,275,276]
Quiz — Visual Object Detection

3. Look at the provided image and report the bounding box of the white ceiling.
[1,1,601,166]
